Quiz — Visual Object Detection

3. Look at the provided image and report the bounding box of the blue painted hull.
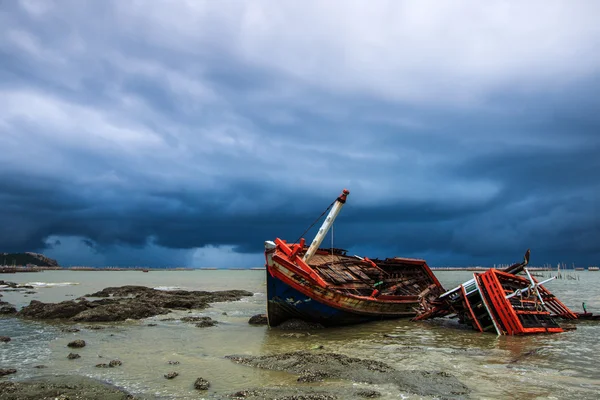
[266,269,385,327]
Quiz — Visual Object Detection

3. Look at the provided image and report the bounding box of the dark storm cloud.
[1,1,600,267]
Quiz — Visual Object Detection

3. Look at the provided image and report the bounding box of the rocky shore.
[15,285,253,322]
[0,375,138,400]
[226,351,470,399]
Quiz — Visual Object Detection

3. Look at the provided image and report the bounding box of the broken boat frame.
[413,250,579,335]
[264,189,446,327]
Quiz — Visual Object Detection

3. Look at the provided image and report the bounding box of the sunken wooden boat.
[414,250,578,335]
[264,189,445,327]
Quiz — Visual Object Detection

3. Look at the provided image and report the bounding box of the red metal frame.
[478,269,565,335]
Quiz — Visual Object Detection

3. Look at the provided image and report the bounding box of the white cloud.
[108,1,600,105]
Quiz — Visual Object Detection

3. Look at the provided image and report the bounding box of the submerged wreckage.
[413,250,582,335]
[264,188,595,335]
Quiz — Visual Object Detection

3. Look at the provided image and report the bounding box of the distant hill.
[1,252,60,267]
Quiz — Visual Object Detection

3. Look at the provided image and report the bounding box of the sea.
[1,270,599,399]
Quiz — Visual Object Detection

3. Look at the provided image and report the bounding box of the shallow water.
[1,270,599,399]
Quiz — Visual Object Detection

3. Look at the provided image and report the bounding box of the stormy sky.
[1,1,599,268]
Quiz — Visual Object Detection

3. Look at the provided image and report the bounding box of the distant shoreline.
[0,266,267,273]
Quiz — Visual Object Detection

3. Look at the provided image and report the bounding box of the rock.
[108,360,122,367]
[181,316,217,327]
[67,353,81,359]
[356,389,382,398]
[84,325,106,330]
[226,351,470,398]
[227,388,337,399]
[67,339,86,348]
[194,377,210,390]
[0,336,10,343]
[24,291,37,294]
[222,312,228,315]
[164,371,179,379]
[196,319,217,328]
[33,365,47,369]
[95,363,110,368]
[0,302,17,315]
[0,375,135,399]
[248,314,268,325]
[61,327,80,333]
[0,368,17,376]
[181,316,209,323]
[167,361,180,365]
[297,371,328,382]
[147,323,157,327]
[18,299,91,320]
[72,302,165,322]
[16,286,253,322]
[277,319,324,330]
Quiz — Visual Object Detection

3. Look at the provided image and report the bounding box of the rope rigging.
[292,199,337,246]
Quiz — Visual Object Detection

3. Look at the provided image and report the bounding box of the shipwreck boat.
[264,189,445,327]
[414,250,578,335]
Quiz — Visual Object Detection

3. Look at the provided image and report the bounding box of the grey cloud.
[0,1,599,267]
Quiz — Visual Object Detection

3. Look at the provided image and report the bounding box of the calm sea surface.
[1,270,599,399]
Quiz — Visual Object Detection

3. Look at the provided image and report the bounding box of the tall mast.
[302,189,350,264]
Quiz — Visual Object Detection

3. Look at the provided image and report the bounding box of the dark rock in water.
[24,291,37,294]
[0,368,17,376]
[0,281,17,289]
[194,377,210,390]
[84,325,106,330]
[67,339,86,348]
[357,389,382,398]
[18,299,91,319]
[95,363,110,368]
[33,365,47,369]
[297,370,328,383]
[228,388,337,399]
[196,319,217,328]
[181,316,208,323]
[147,323,157,327]
[248,314,268,325]
[277,319,324,330]
[222,312,228,315]
[164,371,179,379]
[0,301,17,315]
[109,360,122,367]
[0,375,135,399]
[17,286,253,322]
[0,336,10,343]
[226,351,469,398]
[167,360,180,365]
[67,353,80,359]
[181,315,217,327]
[61,327,80,333]
[72,302,165,322]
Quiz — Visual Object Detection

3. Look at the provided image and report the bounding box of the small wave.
[153,286,183,291]
[26,282,80,288]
